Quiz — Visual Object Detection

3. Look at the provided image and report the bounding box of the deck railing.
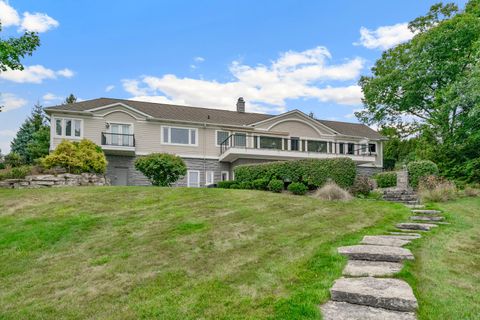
[101,132,135,147]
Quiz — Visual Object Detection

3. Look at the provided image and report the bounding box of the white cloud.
[194,56,205,63]
[0,1,20,27]
[123,46,365,113]
[20,12,59,32]
[105,85,115,92]
[0,129,16,137]
[355,23,415,50]
[0,65,74,83]
[0,93,28,112]
[344,107,364,119]
[42,92,62,102]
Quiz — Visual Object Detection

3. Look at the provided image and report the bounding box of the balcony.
[101,132,136,155]
[219,134,377,164]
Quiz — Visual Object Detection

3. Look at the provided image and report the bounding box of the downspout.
[203,122,207,187]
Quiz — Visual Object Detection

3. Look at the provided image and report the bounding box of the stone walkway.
[320,207,446,319]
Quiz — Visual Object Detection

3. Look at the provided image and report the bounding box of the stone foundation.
[0,173,109,189]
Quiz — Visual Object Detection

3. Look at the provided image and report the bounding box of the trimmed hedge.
[407,160,439,188]
[268,179,284,193]
[288,182,308,195]
[252,178,269,190]
[234,158,356,189]
[217,180,237,189]
[374,172,397,188]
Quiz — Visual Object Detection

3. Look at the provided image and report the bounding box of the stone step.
[388,232,422,239]
[410,216,444,222]
[361,235,411,247]
[330,277,418,312]
[405,204,425,209]
[396,223,438,231]
[320,301,417,320]
[343,260,404,277]
[411,209,442,215]
[338,245,414,262]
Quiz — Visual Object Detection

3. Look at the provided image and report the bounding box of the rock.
[388,232,422,239]
[343,260,404,277]
[320,301,417,320]
[338,245,414,262]
[330,277,418,312]
[411,209,441,214]
[396,223,438,231]
[361,236,410,247]
[410,216,444,222]
[405,204,425,209]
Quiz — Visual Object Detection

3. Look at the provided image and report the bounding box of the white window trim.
[206,171,214,185]
[187,170,201,187]
[53,116,84,139]
[221,171,229,181]
[107,121,134,134]
[161,126,198,147]
[215,130,230,147]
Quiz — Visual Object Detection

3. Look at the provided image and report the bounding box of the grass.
[0,186,411,320]
[398,197,480,320]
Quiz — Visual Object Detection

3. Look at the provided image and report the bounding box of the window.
[369,143,376,153]
[221,171,229,181]
[187,170,200,187]
[259,136,282,149]
[290,137,299,151]
[162,126,197,146]
[347,143,355,155]
[110,123,133,146]
[307,140,327,153]
[54,117,82,138]
[339,143,345,154]
[217,131,229,146]
[206,171,214,185]
[233,133,246,147]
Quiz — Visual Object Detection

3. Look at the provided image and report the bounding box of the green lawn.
[0,187,410,320]
[398,197,480,320]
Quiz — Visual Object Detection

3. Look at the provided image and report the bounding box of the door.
[110,124,131,146]
[112,167,128,186]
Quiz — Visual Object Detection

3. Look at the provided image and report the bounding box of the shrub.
[234,158,356,189]
[407,160,439,188]
[314,181,353,201]
[268,179,283,193]
[287,182,308,195]
[230,183,241,189]
[0,165,32,181]
[4,152,24,168]
[238,181,253,190]
[217,180,236,189]
[418,175,457,202]
[134,153,187,186]
[383,158,396,171]
[374,172,397,188]
[350,175,374,197]
[252,178,269,190]
[464,187,480,197]
[42,139,107,174]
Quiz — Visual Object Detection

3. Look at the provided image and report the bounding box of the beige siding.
[255,113,334,135]
[269,120,322,138]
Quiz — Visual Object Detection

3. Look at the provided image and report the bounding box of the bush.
[383,158,396,171]
[268,179,283,193]
[408,160,439,188]
[42,139,107,174]
[287,182,308,195]
[238,181,253,190]
[350,175,374,197]
[134,153,187,186]
[418,175,457,202]
[464,186,480,197]
[0,162,5,170]
[217,180,236,189]
[0,165,32,180]
[4,152,24,168]
[374,172,397,188]
[314,181,353,201]
[230,183,241,189]
[234,158,356,189]
[252,178,269,190]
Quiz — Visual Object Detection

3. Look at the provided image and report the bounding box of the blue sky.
[0,0,467,153]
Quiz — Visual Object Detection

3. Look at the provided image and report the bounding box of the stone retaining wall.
[0,173,109,189]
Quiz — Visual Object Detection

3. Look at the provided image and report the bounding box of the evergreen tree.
[64,94,77,104]
[10,103,50,163]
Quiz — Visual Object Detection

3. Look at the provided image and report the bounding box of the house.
[44,97,386,186]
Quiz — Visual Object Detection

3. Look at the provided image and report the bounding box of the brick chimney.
[236,97,245,113]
